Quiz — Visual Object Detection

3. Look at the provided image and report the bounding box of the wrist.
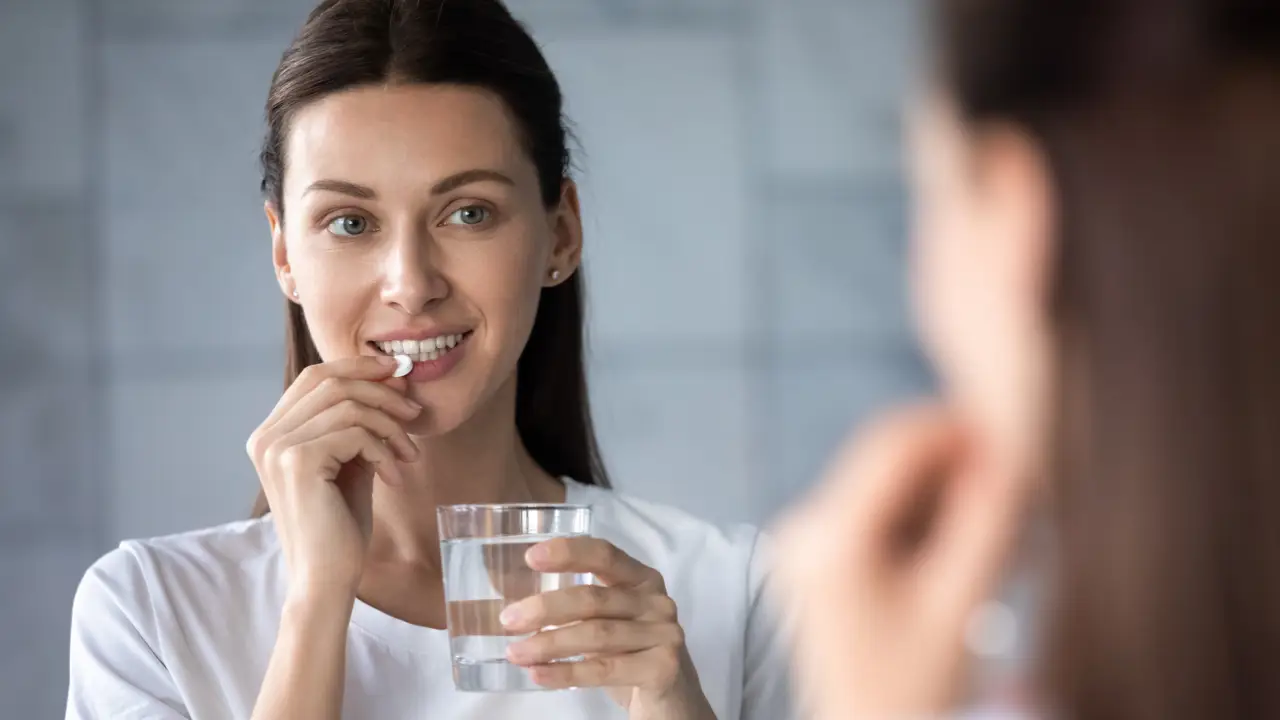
[284,579,358,622]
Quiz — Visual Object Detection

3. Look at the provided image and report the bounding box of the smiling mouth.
[368,331,472,362]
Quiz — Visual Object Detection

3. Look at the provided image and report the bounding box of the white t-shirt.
[65,478,793,719]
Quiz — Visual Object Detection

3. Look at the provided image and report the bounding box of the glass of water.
[437,503,593,692]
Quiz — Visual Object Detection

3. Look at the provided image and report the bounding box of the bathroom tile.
[0,542,100,720]
[107,373,280,541]
[101,40,286,360]
[541,30,751,344]
[756,0,921,179]
[754,342,935,522]
[0,0,87,194]
[589,352,753,526]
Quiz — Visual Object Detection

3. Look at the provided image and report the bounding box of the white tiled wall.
[0,0,928,714]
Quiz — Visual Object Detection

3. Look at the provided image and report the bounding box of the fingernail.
[499,604,523,628]
[405,398,423,412]
[377,355,397,366]
[525,543,550,565]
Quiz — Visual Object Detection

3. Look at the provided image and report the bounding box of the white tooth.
[446,334,458,348]
[418,350,429,363]
[376,342,389,354]
[402,339,420,355]
[387,340,401,354]
[427,349,440,361]
[433,336,446,349]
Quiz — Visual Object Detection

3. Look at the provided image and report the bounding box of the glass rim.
[436,502,592,512]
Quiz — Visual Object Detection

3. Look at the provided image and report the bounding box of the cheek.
[459,233,546,339]
[290,240,377,354]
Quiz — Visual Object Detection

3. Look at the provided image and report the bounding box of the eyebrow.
[303,169,516,200]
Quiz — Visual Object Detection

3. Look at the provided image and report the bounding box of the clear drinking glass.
[438,503,593,692]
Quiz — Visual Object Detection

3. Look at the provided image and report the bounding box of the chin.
[401,395,475,437]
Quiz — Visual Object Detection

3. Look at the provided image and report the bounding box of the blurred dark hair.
[937,1,1280,717]
[251,0,610,517]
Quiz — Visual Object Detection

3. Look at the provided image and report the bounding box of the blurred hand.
[501,537,716,720]
[774,405,1028,719]
[245,356,421,600]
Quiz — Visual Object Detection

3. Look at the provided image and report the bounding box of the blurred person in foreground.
[777,0,1280,718]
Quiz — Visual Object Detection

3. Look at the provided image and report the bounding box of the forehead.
[283,83,534,195]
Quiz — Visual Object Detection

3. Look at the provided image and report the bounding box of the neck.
[366,373,565,568]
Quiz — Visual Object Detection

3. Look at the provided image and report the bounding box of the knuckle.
[316,375,346,396]
[668,623,686,648]
[592,655,617,682]
[582,585,609,613]
[260,441,283,468]
[526,635,550,658]
[298,364,326,385]
[652,594,678,620]
[245,433,263,461]
[335,399,363,423]
[590,621,615,645]
[601,541,623,566]
[649,569,669,593]
[274,445,302,471]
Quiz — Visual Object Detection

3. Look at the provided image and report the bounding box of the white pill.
[392,354,413,378]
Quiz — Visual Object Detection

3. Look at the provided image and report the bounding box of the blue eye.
[327,215,368,237]
[447,206,490,226]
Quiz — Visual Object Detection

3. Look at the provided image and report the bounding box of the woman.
[65,1,789,718]
[779,0,1280,718]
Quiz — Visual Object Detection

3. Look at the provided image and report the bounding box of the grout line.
[734,0,774,523]
[82,0,111,554]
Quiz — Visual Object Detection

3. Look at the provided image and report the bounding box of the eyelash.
[316,202,499,239]
[440,203,498,230]
[320,211,375,239]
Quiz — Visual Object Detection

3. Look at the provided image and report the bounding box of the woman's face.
[269,83,581,435]
[907,91,1054,477]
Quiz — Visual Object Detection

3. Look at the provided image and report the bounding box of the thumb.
[382,376,410,395]
[926,451,1029,622]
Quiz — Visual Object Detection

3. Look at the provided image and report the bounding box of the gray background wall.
[0,0,927,715]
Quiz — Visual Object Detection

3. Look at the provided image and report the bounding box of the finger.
[928,456,1029,621]
[498,584,661,633]
[507,619,682,666]
[288,400,419,464]
[809,406,966,565]
[276,376,422,440]
[283,425,407,487]
[525,537,660,590]
[263,356,402,430]
[528,646,681,690]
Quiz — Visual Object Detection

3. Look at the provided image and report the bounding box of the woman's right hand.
[246,356,423,599]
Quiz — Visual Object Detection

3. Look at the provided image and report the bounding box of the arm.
[251,588,354,720]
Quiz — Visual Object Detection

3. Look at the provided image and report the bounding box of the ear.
[971,125,1055,313]
[545,179,584,286]
[266,201,298,303]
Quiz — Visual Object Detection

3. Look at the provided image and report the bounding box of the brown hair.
[251,0,611,517]
[938,1,1280,717]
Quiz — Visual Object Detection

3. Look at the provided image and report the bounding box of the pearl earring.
[549,269,561,281]
[292,289,299,299]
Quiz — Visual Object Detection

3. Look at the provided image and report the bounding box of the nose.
[379,224,448,314]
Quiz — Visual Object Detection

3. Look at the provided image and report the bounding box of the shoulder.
[567,479,768,595]
[73,517,282,626]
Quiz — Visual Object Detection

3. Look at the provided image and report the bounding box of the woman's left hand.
[500,537,716,720]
